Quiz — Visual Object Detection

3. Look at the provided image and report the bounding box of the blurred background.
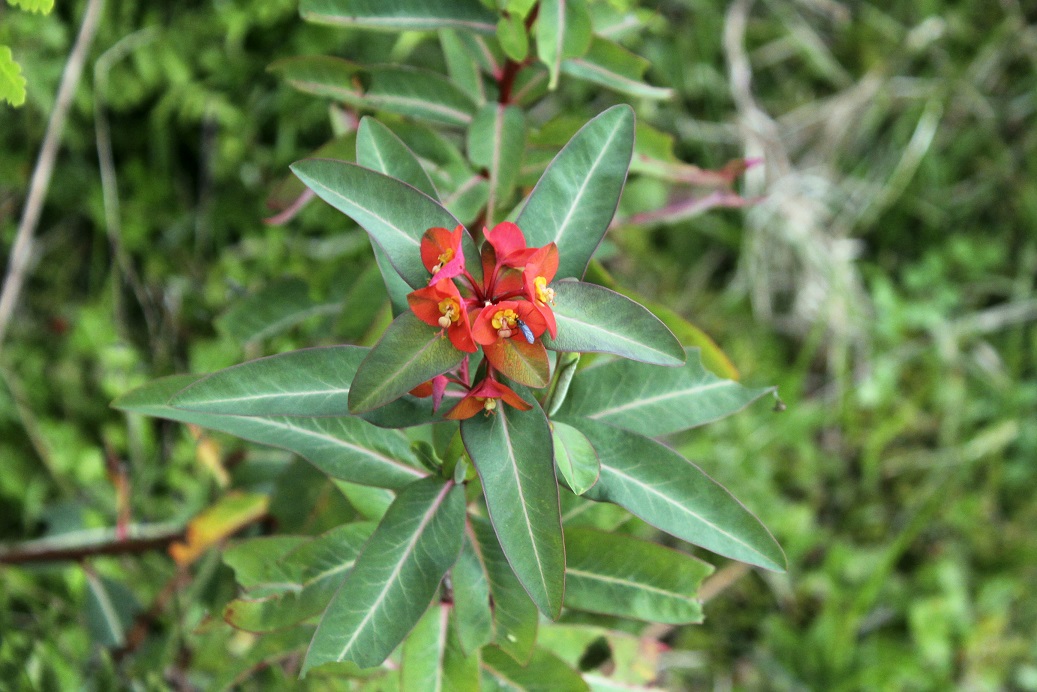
[1,0,1035,688]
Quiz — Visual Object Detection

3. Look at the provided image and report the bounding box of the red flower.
[521,243,559,339]
[471,300,547,346]
[445,377,532,420]
[420,226,465,283]
[407,279,477,353]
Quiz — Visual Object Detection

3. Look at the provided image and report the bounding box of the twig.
[0,523,184,565]
[0,0,107,355]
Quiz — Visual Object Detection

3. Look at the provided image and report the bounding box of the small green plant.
[114,0,782,685]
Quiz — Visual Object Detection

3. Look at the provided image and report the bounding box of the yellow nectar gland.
[534,276,555,305]
[492,308,519,339]
[438,298,461,329]
[432,248,455,274]
[481,397,498,415]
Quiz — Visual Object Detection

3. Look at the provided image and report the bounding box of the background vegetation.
[1,0,1035,688]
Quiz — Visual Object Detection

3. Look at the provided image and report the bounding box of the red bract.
[409,374,449,412]
[522,243,559,338]
[485,221,536,268]
[407,279,477,353]
[420,226,465,283]
[445,377,532,420]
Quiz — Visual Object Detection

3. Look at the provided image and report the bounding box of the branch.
[0,523,184,565]
[0,0,107,355]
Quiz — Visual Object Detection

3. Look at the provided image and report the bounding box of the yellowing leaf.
[169,492,269,566]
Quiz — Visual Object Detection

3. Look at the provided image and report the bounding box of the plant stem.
[0,0,107,355]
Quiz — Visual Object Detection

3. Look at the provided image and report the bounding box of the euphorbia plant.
[114,1,783,687]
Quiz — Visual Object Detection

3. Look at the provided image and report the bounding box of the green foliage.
[3,0,1035,688]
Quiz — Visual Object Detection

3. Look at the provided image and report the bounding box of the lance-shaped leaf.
[462,405,564,618]
[84,572,136,648]
[443,613,481,690]
[291,158,479,289]
[467,103,525,226]
[516,105,634,280]
[536,0,593,90]
[482,646,589,691]
[575,419,786,572]
[470,517,539,664]
[564,528,712,624]
[441,30,486,105]
[450,533,494,654]
[303,476,465,673]
[349,312,466,414]
[114,376,425,490]
[223,522,376,632]
[401,604,449,692]
[543,280,684,366]
[216,278,341,345]
[558,348,774,437]
[300,0,498,33]
[357,116,439,199]
[272,57,478,127]
[551,421,599,495]
[562,37,674,100]
[170,346,365,417]
[355,118,449,310]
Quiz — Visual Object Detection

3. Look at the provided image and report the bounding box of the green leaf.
[223,523,376,632]
[584,259,742,379]
[290,158,475,289]
[516,105,634,280]
[401,604,449,692]
[215,278,341,344]
[467,103,525,225]
[300,0,498,33]
[451,534,495,654]
[482,646,589,691]
[335,481,395,520]
[561,37,674,100]
[543,280,685,366]
[461,405,565,619]
[551,421,598,495]
[349,312,466,414]
[83,572,135,648]
[443,615,481,690]
[470,517,538,663]
[440,30,486,105]
[303,476,466,673]
[496,14,529,62]
[535,623,666,688]
[271,57,477,127]
[7,0,53,12]
[114,376,426,490]
[559,348,774,437]
[564,528,712,624]
[0,46,27,107]
[536,0,593,90]
[170,346,363,417]
[357,116,440,199]
[575,419,787,572]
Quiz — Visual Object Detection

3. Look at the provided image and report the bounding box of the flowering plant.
[113,2,783,684]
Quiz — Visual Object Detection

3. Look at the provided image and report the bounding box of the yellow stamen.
[491,308,518,331]
[438,298,461,326]
[482,398,497,414]
[534,276,555,305]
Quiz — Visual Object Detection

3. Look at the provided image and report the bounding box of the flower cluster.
[407,222,558,419]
